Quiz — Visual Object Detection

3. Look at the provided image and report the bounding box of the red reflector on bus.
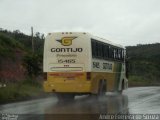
[43,72,47,81]
[86,72,91,80]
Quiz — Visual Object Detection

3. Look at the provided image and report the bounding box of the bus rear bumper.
[43,81,91,93]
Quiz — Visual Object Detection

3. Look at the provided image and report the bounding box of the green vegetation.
[128,76,160,86]
[126,43,160,86]
[0,33,23,58]
[0,28,44,104]
[0,79,43,104]
[0,28,44,54]
[23,53,42,78]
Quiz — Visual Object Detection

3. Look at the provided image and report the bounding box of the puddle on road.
[42,93,129,120]
[45,94,128,114]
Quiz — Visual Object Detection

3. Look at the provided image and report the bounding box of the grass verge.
[128,75,160,87]
[0,79,45,104]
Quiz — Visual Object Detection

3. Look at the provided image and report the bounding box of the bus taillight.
[86,72,91,80]
[43,72,47,81]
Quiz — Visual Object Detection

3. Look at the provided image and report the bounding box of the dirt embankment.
[0,49,26,82]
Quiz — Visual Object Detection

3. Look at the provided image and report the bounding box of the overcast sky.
[0,0,160,46]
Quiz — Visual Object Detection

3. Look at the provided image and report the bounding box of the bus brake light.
[86,72,91,80]
[43,72,47,81]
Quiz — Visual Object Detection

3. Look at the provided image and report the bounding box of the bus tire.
[118,80,124,94]
[56,93,75,102]
[97,80,106,96]
[118,90,123,94]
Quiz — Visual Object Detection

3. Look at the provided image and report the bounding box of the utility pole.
[31,26,34,53]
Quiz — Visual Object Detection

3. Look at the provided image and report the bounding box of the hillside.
[0,29,44,82]
[0,33,23,57]
[0,29,44,104]
[126,43,160,86]
[0,29,44,54]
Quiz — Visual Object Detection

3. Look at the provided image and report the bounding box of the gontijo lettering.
[51,48,83,52]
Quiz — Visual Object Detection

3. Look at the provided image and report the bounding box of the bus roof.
[47,32,124,48]
[91,35,124,48]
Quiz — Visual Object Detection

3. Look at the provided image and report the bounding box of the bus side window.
[116,49,119,60]
[91,40,96,58]
[113,49,115,59]
[118,49,122,60]
[104,44,109,59]
[91,39,103,58]
[95,42,99,57]
[121,49,124,61]
[120,49,123,61]
[113,48,118,59]
[102,43,105,58]
[109,46,114,59]
[109,46,111,58]
[98,42,103,58]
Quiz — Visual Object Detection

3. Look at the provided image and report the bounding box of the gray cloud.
[0,0,160,46]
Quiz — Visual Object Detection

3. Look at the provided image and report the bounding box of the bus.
[43,32,128,100]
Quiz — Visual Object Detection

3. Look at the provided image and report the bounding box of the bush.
[23,53,42,78]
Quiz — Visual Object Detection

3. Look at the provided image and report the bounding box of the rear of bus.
[43,32,92,96]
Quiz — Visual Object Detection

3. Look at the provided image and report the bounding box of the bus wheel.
[118,80,124,94]
[98,80,106,96]
[118,90,123,94]
[56,93,75,102]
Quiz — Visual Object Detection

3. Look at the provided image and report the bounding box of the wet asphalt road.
[0,87,160,120]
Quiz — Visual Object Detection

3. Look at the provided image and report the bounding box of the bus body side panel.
[91,59,116,93]
[118,63,128,90]
[90,59,126,94]
[90,72,115,94]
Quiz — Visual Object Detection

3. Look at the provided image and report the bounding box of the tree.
[41,34,45,40]
[23,53,42,78]
[13,30,21,34]
[35,32,40,39]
